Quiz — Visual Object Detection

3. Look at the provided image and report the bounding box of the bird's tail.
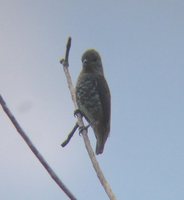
[95,128,108,155]
[95,139,105,155]
[94,124,109,155]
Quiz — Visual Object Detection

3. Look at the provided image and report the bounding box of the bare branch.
[61,123,79,147]
[60,36,71,67]
[60,37,77,108]
[0,94,77,200]
[60,37,117,200]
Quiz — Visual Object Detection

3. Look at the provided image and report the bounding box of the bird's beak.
[82,59,88,66]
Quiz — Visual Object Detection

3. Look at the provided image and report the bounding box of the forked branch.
[60,37,117,200]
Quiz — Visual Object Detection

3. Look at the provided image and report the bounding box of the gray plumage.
[75,49,111,155]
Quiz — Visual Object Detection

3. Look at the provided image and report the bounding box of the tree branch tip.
[67,37,72,45]
[61,142,67,147]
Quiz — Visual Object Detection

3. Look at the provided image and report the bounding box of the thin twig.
[61,123,79,147]
[0,94,77,200]
[60,37,117,200]
[60,37,77,108]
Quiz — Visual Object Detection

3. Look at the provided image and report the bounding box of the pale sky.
[0,1,184,200]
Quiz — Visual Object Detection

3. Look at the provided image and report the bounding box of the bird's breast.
[76,74,103,122]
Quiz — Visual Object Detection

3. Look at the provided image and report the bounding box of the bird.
[75,49,111,155]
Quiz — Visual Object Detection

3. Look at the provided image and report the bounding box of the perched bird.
[75,49,111,155]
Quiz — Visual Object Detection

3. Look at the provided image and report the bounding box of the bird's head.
[81,49,104,75]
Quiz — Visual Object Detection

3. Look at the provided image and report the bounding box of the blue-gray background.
[0,1,184,199]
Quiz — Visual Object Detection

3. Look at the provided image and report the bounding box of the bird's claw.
[78,124,90,136]
[74,109,83,117]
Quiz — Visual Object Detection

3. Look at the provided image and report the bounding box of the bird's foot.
[74,109,83,117]
[78,120,96,136]
[78,124,90,136]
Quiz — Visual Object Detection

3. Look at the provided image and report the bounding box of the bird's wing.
[96,75,111,133]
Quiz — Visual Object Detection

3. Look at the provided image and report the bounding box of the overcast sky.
[0,1,184,200]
